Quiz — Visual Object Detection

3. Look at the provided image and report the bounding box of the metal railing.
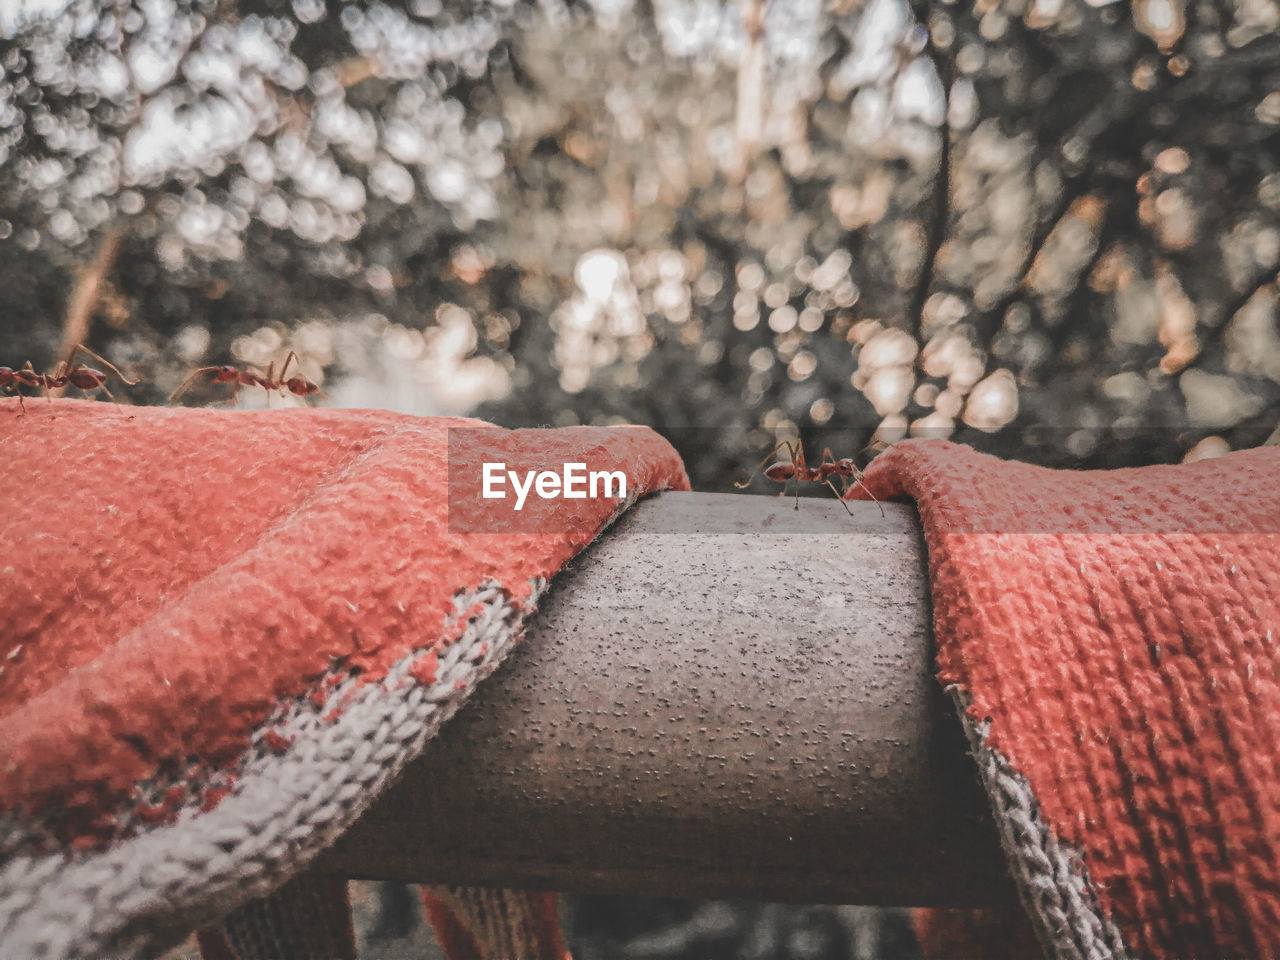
[320,492,1014,907]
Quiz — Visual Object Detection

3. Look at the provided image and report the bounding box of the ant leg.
[788,439,806,471]
[277,352,301,393]
[824,478,855,516]
[788,440,804,510]
[735,441,792,489]
[67,344,140,385]
[44,361,73,412]
[91,380,132,417]
[848,472,886,517]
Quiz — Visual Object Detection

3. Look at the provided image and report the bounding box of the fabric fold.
[854,439,1280,959]
[0,400,688,959]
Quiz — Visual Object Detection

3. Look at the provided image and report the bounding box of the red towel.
[5,400,1277,960]
[855,440,1280,959]
[0,400,687,958]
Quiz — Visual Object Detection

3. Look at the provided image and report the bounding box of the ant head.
[285,377,319,396]
[210,366,240,383]
[834,459,859,476]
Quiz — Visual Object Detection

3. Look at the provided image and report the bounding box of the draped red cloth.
[854,440,1280,959]
[0,400,686,959]
[4,400,1276,959]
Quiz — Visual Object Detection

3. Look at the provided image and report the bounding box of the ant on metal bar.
[1,344,140,414]
[736,439,885,517]
[168,351,320,405]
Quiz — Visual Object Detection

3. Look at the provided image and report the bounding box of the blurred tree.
[4,2,1277,958]
[2,0,1276,484]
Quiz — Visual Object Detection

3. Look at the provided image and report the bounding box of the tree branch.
[57,225,123,364]
[908,22,952,333]
[909,67,950,333]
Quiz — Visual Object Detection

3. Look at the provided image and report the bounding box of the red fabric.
[421,893,486,960]
[527,890,571,959]
[910,906,1041,960]
[0,400,687,850]
[194,928,238,960]
[855,440,1280,958]
[420,888,571,960]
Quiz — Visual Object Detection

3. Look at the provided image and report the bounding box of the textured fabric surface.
[421,885,571,960]
[939,690,1128,960]
[0,399,687,958]
[911,905,1041,960]
[212,869,356,960]
[855,440,1280,959]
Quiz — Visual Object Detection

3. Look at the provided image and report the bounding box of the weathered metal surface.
[321,492,1014,906]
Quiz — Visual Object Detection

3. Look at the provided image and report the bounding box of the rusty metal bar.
[320,492,1014,907]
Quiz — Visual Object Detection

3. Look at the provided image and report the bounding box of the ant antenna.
[168,366,223,404]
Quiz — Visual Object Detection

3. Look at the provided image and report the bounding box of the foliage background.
[3,0,1278,955]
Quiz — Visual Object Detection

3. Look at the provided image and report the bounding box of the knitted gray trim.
[0,580,543,960]
[948,686,1131,960]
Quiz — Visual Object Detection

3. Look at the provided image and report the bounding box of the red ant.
[736,439,884,517]
[169,351,320,405]
[1,344,140,414]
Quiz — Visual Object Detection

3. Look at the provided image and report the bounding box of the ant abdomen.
[764,462,796,481]
[284,376,319,396]
[66,368,105,390]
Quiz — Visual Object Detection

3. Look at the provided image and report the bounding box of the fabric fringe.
[422,886,570,960]
[196,879,571,960]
